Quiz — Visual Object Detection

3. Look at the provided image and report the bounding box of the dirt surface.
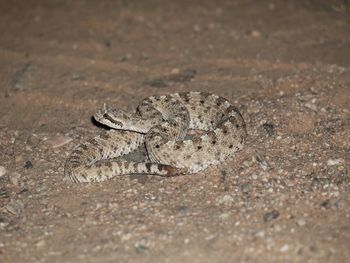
[0,0,349,262]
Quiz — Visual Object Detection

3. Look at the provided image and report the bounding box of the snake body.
[64,92,247,183]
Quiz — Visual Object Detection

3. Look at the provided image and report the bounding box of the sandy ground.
[0,0,349,262]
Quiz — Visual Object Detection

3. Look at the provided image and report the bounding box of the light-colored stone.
[327,158,344,166]
[0,166,7,177]
[9,172,21,186]
[46,136,73,148]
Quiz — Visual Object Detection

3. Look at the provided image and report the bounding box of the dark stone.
[23,161,33,169]
[263,209,280,222]
[175,205,188,214]
[261,123,275,136]
[320,200,331,209]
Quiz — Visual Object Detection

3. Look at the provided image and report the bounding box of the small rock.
[120,53,132,62]
[24,161,33,169]
[219,213,230,220]
[175,205,188,215]
[135,243,148,253]
[281,136,292,144]
[263,209,280,222]
[297,218,306,226]
[250,30,261,38]
[5,199,24,216]
[254,230,265,238]
[216,194,234,205]
[70,72,82,80]
[46,135,73,148]
[327,158,344,166]
[0,166,7,177]
[36,183,47,194]
[36,240,46,248]
[205,234,216,241]
[320,200,331,209]
[280,244,289,252]
[121,233,132,241]
[193,25,201,32]
[255,155,269,170]
[304,102,317,111]
[12,63,31,91]
[9,172,21,186]
[261,123,275,136]
[170,68,180,74]
[242,160,251,167]
[241,182,252,193]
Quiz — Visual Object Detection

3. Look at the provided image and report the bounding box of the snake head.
[93,104,128,129]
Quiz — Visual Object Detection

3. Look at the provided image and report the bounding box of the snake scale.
[64,92,247,183]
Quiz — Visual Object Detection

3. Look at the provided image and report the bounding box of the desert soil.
[0,0,349,262]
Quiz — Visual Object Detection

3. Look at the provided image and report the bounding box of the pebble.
[9,172,21,186]
[250,30,261,38]
[263,210,280,222]
[170,68,180,74]
[219,213,230,220]
[304,102,317,111]
[241,182,252,193]
[255,231,265,238]
[280,244,289,252]
[255,155,268,170]
[297,218,306,226]
[261,123,275,136]
[46,135,73,148]
[71,72,82,80]
[36,240,46,248]
[175,205,188,215]
[216,195,234,206]
[0,166,7,177]
[281,136,292,144]
[327,158,344,166]
[36,183,47,194]
[242,160,252,167]
[121,233,132,241]
[320,200,331,209]
[120,53,132,62]
[134,243,148,253]
[5,199,24,216]
[24,161,33,169]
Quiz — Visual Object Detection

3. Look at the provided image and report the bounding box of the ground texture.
[0,0,349,262]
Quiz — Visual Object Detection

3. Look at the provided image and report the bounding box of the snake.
[64,92,247,183]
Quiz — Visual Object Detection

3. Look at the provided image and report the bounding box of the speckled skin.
[64,92,247,183]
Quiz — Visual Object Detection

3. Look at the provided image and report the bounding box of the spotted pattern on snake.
[64,91,247,183]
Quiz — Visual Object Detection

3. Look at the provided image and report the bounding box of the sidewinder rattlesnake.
[64,91,247,183]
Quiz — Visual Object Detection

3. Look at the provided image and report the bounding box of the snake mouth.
[93,103,124,128]
[93,111,124,129]
[102,112,124,128]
